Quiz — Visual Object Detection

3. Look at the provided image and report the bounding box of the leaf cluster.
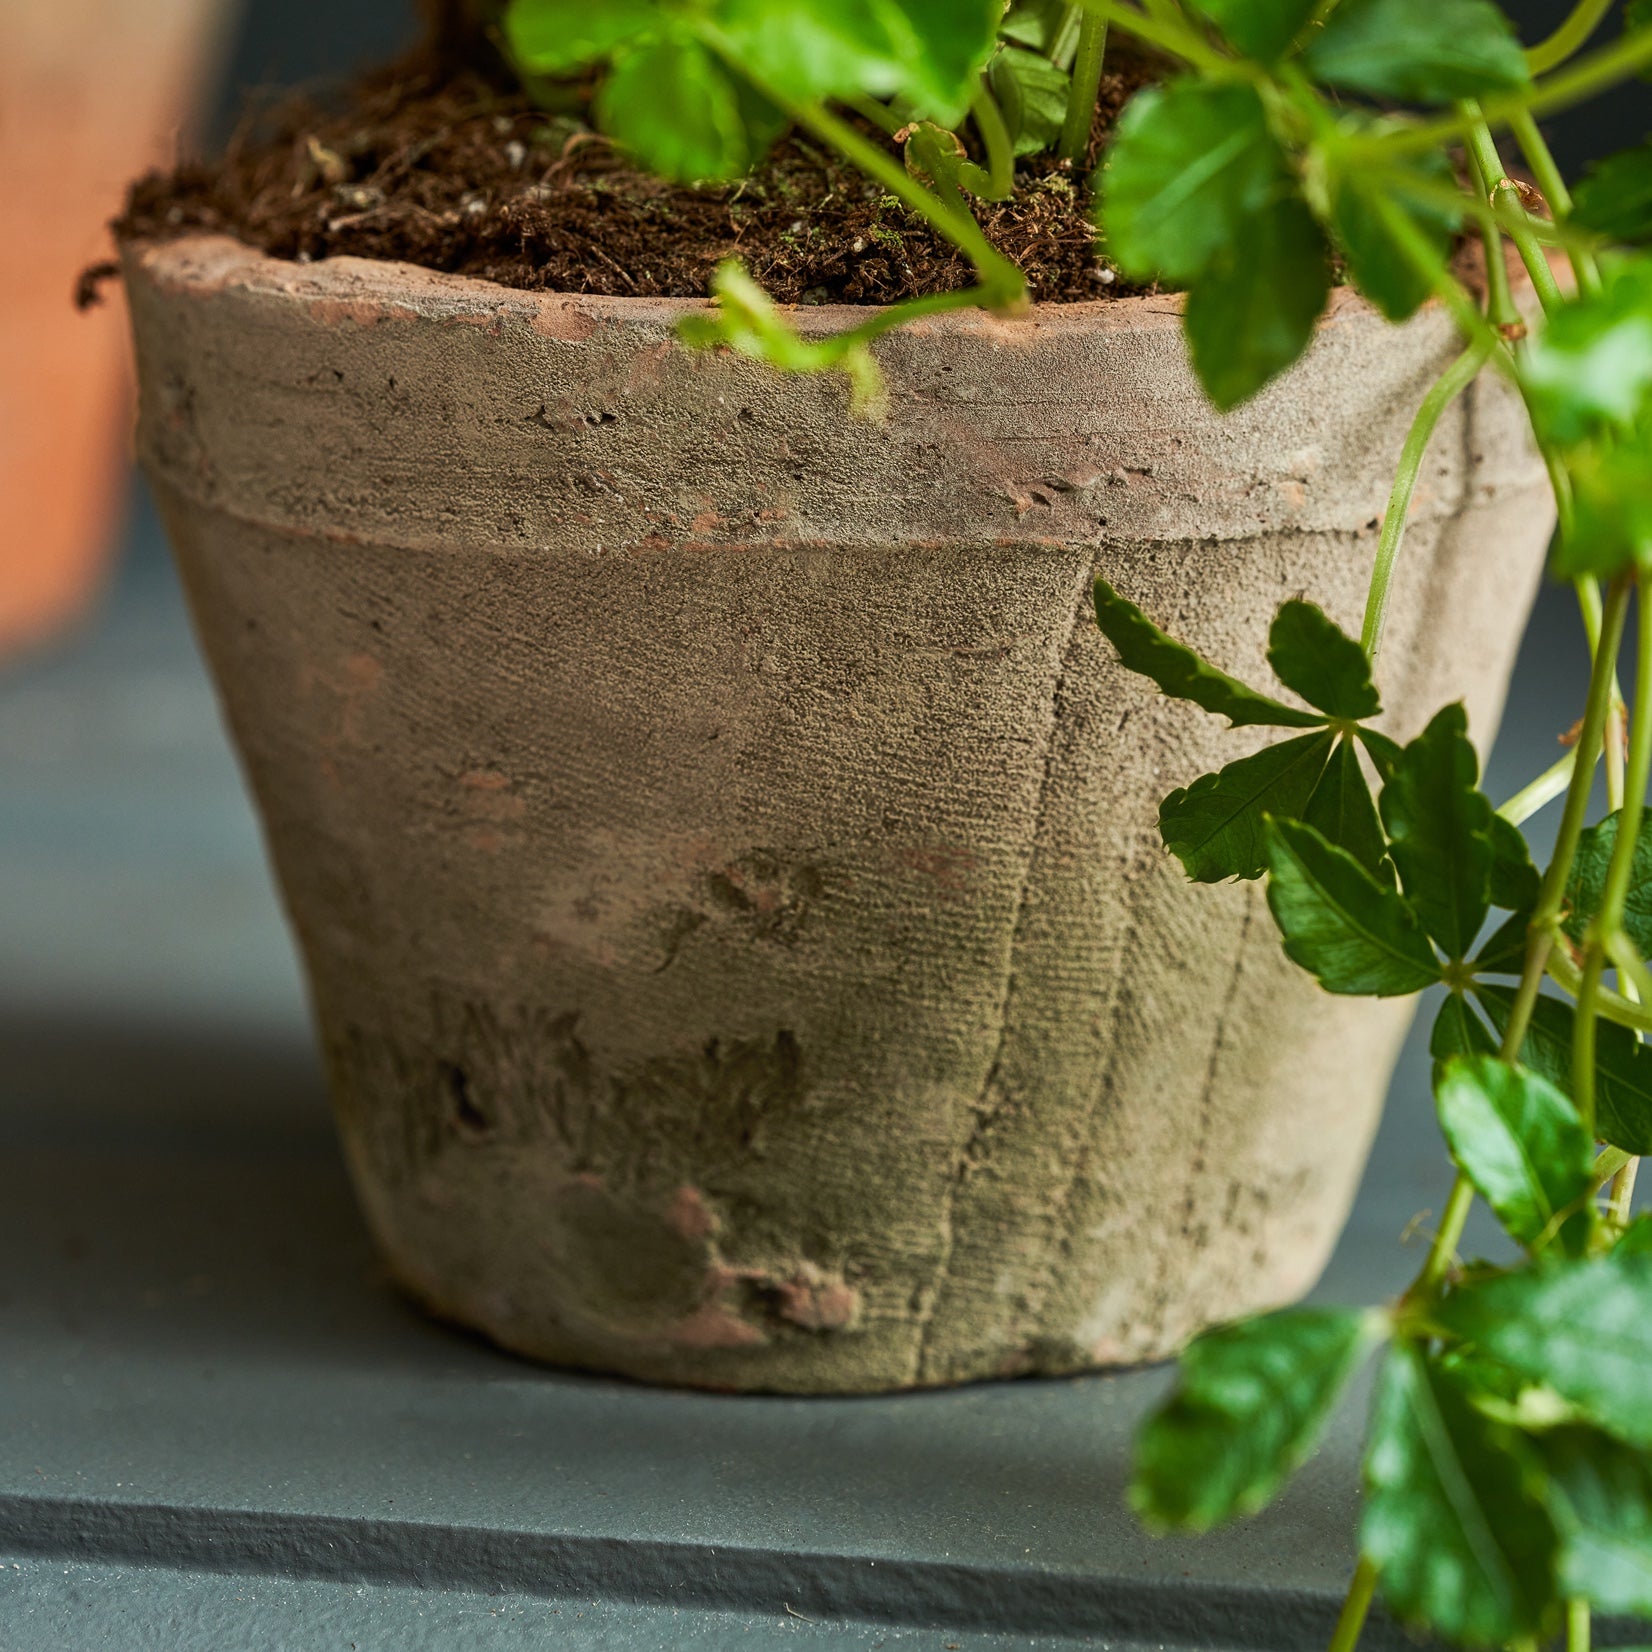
[1095,581,1539,1000]
[1105,577,1652,1644]
[1134,1165,1652,1644]
[503,0,1002,181]
[1099,0,1536,406]
[1523,259,1652,578]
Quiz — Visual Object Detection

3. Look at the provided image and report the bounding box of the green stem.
[965,81,1015,202]
[1461,107,1522,331]
[1597,1145,1634,1189]
[1574,574,1627,809]
[832,282,1009,347]
[1360,342,1492,659]
[846,95,904,136]
[1597,586,1651,894]
[1462,112,1566,315]
[1418,1173,1478,1295]
[1536,577,1633,940]
[1327,1554,1381,1652]
[1577,569,1605,650]
[1508,107,1604,298]
[1549,949,1652,1036]
[1576,580,1652,1139]
[1527,0,1616,75]
[1567,1596,1592,1652]
[1052,4,1086,67]
[1510,109,1572,217]
[1610,930,1652,1002]
[1372,30,1652,159]
[1576,952,1607,1137]
[908,126,975,221]
[1059,13,1109,166]
[1609,1157,1641,1227]
[1503,576,1634,1072]
[1498,748,1577,825]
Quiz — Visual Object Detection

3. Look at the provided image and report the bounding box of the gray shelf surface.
[0,490,1609,1649]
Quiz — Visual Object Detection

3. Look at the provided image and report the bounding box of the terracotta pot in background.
[0,0,229,655]
[124,236,1551,1393]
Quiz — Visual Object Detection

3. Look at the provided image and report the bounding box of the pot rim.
[125,230,1424,344]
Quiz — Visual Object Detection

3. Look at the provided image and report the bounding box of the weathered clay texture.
[125,236,1550,1392]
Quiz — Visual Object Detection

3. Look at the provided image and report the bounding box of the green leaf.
[1476,984,1652,1156]
[1266,600,1381,720]
[1100,81,1290,286]
[679,260,886,414]
[1618,1216,1652,1255]
[1572,141,1652,248]
[1566,140,1652,247]
[1524,261,1652,447]
[1092,578,1325,729]
[1304,0,1530,101]
[1538,1426,1652,1615]
[1379,704,1495,961]
[1557,422,1652,579]
[1000,0,1070,52]
[1131,1307,1381,1531]
[1330,163,1460,324]
[1188,0,1318,60]
[1634,0,1652,48]
[596,35,752,182]
[1185,196,1332,411]
[1161,732,1336,883]
[1302,734,1390,877]
[1430,991,1499,1095]
[717,0,909,103]
[1489,814,1541,914]
[1358,725,1404,780]
[1431,993,1499,1069]
[503,0,660,75]
[1470,909,1530,975]
[1434,1055,1593,1254]
[1265,816,1441,996]
[1363,1344,1558,1644]
[888,0,1002,121]
[1443,1345,1586,1431]
[990,45,1071,156]
[1435,1254,1652,1448]
[1565,810,1652,955]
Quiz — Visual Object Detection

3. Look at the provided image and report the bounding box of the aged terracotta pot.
[1,0,226,653]
[122,234,1550,1392]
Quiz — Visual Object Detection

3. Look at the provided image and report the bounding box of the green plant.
[495,0,1652,1642]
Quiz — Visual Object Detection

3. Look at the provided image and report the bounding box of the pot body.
[1,0,227,653]
[125,237,1549,1392]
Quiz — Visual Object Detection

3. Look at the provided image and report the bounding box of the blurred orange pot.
[0,0,229,654]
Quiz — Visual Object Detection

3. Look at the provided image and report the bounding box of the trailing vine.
[495,0,1652,1640]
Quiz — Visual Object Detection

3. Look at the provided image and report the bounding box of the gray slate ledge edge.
[7,1493,1647,1646]
[0,1492,1381,1646]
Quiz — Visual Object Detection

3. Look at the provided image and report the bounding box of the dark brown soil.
[116,47,1165,305]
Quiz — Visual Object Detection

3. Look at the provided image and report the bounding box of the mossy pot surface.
[123,235,1550,1393]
